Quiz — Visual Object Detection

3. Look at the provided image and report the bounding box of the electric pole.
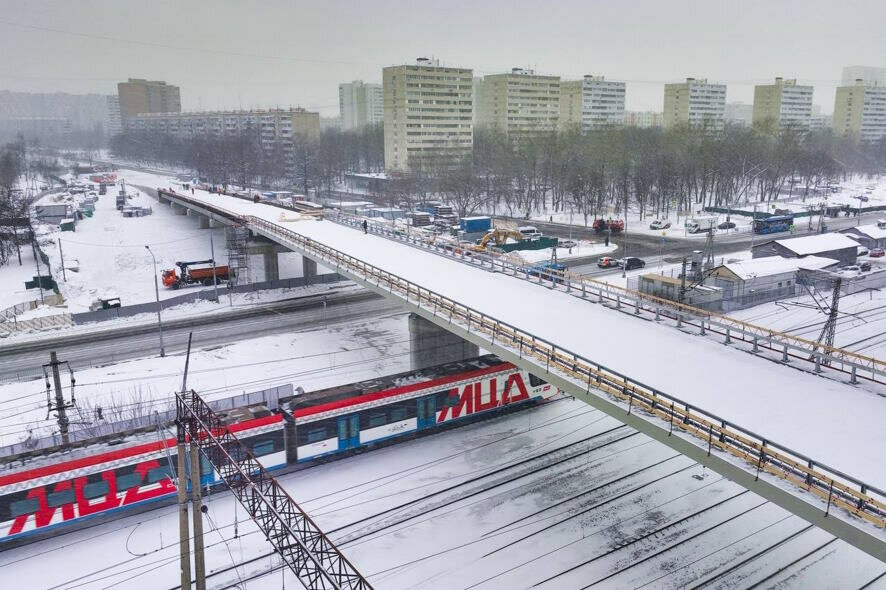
[189,421,207,590]
[46,351,72,445]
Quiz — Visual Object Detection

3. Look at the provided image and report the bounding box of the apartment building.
[833,80,886,142]
[842,66,886,87]
[623,111,662,128]
[559,75,625,132]
[383,57,473,171]
[663,78,726,130]
[724,102,753,127]
[475,68,560,136]
[339,80,383,130]
[127,108,320,156]
[752,78,813,129]
[105,95,122,136]
[117,79,180,121]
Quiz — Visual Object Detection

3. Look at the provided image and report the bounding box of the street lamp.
[145,245,166,357]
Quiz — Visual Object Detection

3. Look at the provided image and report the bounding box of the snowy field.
[162,183,886,489]
[0,313,410,450]
[2,400,883,589]
[0,248,47,311]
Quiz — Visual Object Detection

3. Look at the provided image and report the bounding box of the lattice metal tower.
[225,225,250,286]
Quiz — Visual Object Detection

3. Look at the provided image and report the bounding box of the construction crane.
[798,269,843,364]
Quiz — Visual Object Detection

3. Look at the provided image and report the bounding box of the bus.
[753,214,794,234]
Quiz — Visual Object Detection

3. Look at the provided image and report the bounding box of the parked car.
[858,246,870,257]
[617,257,646,270]
[597,256,617,268]
[840,265,861,274]
[870,248,885,257]
[857,195,870,202]
[717,221,736,230]
[649,219,671,230]
[860,261,872,272]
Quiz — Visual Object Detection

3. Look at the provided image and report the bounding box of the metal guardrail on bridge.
[155,188,886,554]
[326,211,886,385]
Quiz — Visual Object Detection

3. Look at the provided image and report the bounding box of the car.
[597,257,617,268]
[857,195,870,202]
[617,257,646,270]
[717,221,736,230]
[649,219,671,230]
[860,262,872,272]
[870,248,885,257]
[858,246,870,257]
[839,265,860,274]
[517,226,541,237]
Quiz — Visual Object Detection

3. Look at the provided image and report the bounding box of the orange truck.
[161,260,230,289]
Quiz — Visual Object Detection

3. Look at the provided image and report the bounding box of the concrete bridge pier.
[171,202,187,215]
[409,313,479,371]
[209,218,224,228]
[302,256,317,280]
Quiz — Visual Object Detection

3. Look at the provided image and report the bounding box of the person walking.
[362,219,368,234]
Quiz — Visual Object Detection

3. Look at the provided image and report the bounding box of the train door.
[337,414,360,450]
[417,395,437,429]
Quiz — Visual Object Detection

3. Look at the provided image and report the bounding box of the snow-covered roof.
[844,224,886,240]
[718,255,839,280]
[772,233,859,255]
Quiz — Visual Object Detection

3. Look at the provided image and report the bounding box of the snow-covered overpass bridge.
[154,187,886,561]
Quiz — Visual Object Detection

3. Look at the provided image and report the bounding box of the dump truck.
[161,260,230,289]
[592,218,624,234]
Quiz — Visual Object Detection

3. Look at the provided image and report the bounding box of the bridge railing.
[325,211,886,384]
[244,213,886,532]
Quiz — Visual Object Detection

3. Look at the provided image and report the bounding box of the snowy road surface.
[2,402,883,589]
[158,180,886,488]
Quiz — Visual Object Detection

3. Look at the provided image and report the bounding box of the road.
[0,290,400,382]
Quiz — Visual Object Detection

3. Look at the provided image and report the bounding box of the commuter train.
[0,355,556,547]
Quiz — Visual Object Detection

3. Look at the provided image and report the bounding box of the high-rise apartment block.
[833,80,886,142]
[724,102,753,127]
[559,75,625,132]
[105,95,122,136]
[752,78,813,129]
[623,111,662,128]
[339,81,383,130]
[663,78,726,130]
[475,68,560,136]
[383,58,473,171]
[117,79,181,121]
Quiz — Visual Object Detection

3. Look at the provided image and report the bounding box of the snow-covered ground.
[0,248,47,311]
[2,401,883,589]
[28,171,322,314]
[162,184,886,488]
[509,239,616,264]
[0,313,410,449]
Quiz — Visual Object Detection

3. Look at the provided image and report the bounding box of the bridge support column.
[171,203,187,215]
[302,256,317,280]
[409,313,479,372]
[262,247,279,281]
[209,218,223,228]
[198,215,210,229]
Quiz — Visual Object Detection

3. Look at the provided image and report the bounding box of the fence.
[0,312,72,336]
[245,213,886,535]
[0,383,292,462]
[70,273,342,324]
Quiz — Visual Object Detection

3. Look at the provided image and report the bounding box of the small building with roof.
[750,233,858,266]
[840,224,886,250]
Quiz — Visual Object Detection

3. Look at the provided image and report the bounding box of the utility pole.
[32,240,44,305]
[47,351,70,445]
[189,422,207,590]
[176,418,192,590]
[58,238,67,282]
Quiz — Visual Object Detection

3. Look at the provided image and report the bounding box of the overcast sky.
[0,0,883,116]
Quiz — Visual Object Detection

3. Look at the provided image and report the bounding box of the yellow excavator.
[470,228,524,251]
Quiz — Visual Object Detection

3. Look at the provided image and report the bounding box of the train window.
[147,466,173,484]
[47,489,76,507]
[368,413,386,428]
[528,374,547,387]
[10,498,39,518]
[306,428,327,444]
[252,441,274,456]
[445,392,460,407]
[83,480,110,500]
[390,407,408,422]
[116,472,143,491]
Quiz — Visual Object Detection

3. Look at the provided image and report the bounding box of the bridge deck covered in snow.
[154,185,886,556]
